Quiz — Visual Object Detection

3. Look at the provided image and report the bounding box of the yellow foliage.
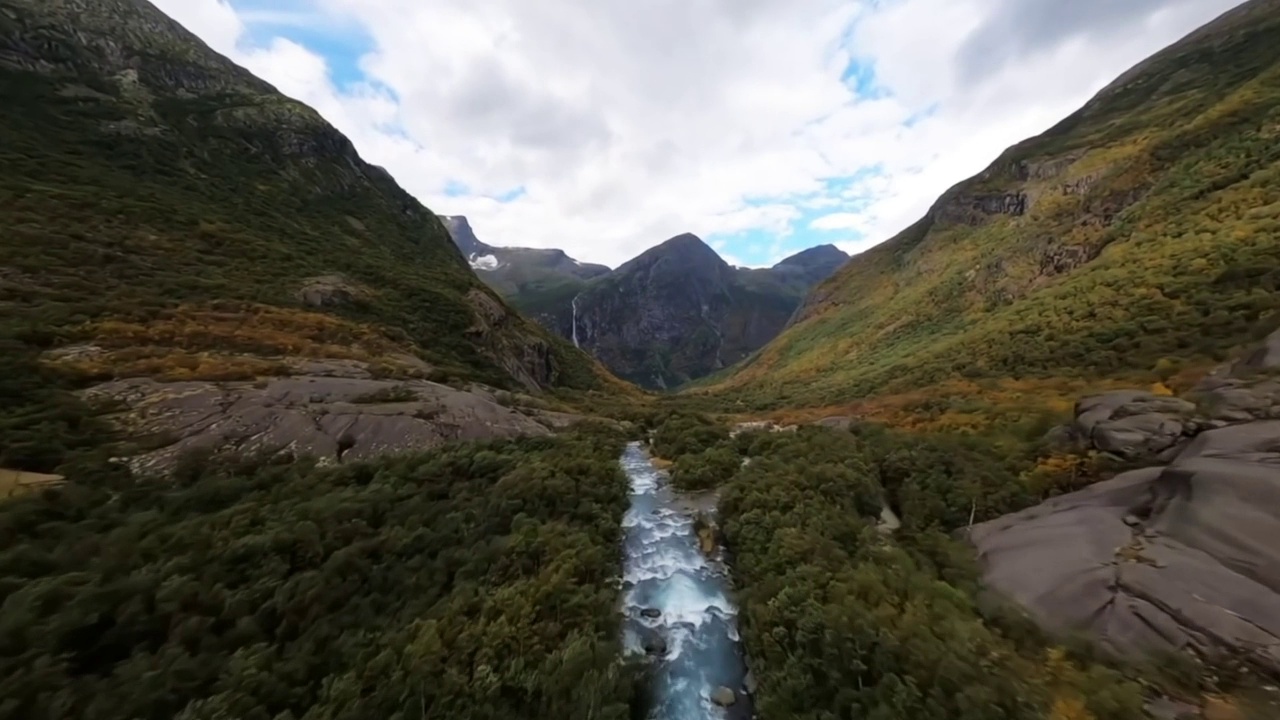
[1150,382,1174,396]
[1048,695,1095,720]
[86,303,406,360]
[1,468,64,499]
[754,376,1139,434]
[51,302,431,382]
[1202,695,1243,720]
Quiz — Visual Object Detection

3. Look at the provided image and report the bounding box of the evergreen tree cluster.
[0,425,643,720]
[720,425,1149,720]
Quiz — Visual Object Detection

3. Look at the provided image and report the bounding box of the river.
[619,442,752,720]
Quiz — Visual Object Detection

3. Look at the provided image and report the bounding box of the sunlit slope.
[700,0,1280,412]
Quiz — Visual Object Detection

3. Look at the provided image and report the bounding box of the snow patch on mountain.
[470,254,501,271]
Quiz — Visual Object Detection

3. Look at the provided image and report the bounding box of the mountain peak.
[774,244,850,270]
[662,232,708,247]
[439,215,491,257]
[641,233,727,268]
[768,244,850,286]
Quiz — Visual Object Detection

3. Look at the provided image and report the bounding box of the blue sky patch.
[234,0,374,90]
[493,186,527,203]
[841,60,886,99]
[443,180,472,197]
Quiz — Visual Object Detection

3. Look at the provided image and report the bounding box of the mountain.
[701,0,1280,418]
[442,219,848,388]
[441,215,611,295]
[570,234,848,388]
[0,0,621,473]
[768,243,853,286]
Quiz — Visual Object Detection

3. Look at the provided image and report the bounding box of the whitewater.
[619,442,751,719]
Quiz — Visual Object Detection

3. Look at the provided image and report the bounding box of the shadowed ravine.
[619,442,753,719]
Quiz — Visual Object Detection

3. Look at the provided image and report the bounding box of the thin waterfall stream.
[571,294,581,348]
[619,441,752,719]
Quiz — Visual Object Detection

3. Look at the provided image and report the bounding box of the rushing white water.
[619,442,751,720]
[571,294,581,348]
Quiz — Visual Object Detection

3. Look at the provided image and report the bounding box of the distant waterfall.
[571,294,582,348]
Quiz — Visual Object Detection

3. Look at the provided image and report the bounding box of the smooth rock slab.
[969,423,1280,675]
[1073,391,1195,461]
[86,372,571,474]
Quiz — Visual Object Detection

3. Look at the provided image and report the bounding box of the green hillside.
[699,0,1280,423]
[0,0,605,394]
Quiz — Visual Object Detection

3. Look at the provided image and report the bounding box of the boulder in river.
[969,420,1280,675]
[640,608,662,619]
[637,626,667,656]
[711,686,736,707]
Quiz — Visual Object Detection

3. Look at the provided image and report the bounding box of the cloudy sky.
[152,0,1243,268]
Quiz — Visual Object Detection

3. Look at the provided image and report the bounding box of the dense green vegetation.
[720,425,1151,720]
[702,2,1280,415]
[0,2,602,393]
[0,346,117,475]
[0,424,641,720]
[7,3,1279,719]
[645,412,739,491]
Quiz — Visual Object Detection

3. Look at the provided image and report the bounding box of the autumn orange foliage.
[52,302,426,382]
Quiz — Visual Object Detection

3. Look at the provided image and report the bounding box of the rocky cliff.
[0,0,616,472]
[704,0,1280,411]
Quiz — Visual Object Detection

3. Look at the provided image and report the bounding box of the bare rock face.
[984,327,1280,674]
[1068,391,1197,461]
[1190,329,1280,424]
[970,421,1280,675]
[935,191,1029,225]
[296,274,372,308]
[464,289,558,391]
[84,361,575,475]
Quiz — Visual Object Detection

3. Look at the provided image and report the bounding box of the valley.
[2,0,1280,719]
[444,222,848,389]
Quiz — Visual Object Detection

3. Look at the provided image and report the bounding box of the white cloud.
[151,0,1245,267]
[809,213,869,232]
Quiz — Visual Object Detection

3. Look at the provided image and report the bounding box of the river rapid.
[618,442,752,720]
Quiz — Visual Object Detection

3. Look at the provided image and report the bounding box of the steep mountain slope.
[0,0,621,472]
[570,234,847,388]
[441,215,611,296]
[0,0,609,388]
[702,0,1280,415]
